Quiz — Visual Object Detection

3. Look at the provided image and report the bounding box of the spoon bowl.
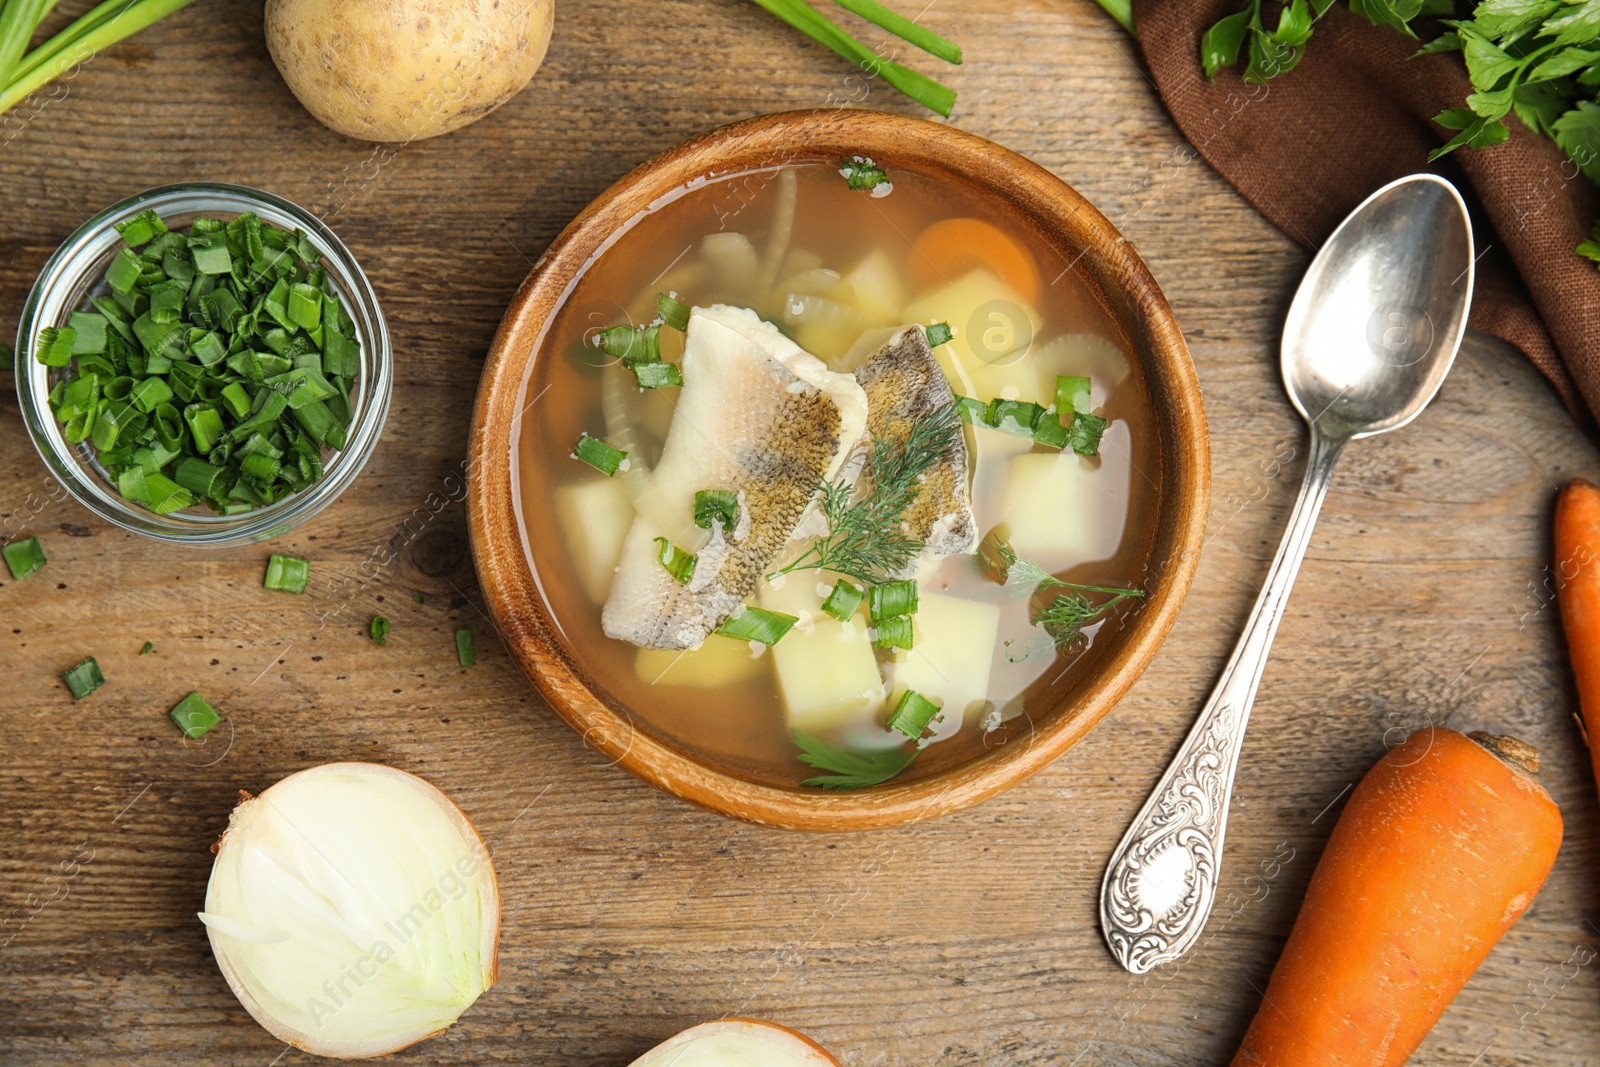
[1283,174,1474,440]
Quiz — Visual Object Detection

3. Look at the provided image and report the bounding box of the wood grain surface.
[2,2,1596,1065]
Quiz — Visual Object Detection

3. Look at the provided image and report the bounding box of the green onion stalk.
[0,0,197,118]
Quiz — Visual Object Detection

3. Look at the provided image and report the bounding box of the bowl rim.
[12,181,393,546]
[467,109,1210,831]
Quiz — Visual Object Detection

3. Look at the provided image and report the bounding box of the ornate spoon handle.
[1099,428,1345,974]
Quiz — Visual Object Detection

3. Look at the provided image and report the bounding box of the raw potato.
[628,1018,842,1067]
[265,0,555,142]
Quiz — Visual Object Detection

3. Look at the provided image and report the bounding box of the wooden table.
[3,2,1597,1064]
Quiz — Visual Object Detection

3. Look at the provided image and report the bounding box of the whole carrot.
[1230,729,1562,1067]
[1556,477,1600,791]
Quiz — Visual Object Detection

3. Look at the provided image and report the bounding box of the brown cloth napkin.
[1131,0,1600,430]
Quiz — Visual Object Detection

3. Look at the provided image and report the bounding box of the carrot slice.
[1230,728,1563,1067]
[1556,477,1600,790]
[907,217,1042,304]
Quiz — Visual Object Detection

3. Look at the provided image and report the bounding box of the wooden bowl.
[467,109,1209,831]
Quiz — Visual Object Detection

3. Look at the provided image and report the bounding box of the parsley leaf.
[793,731,919,789]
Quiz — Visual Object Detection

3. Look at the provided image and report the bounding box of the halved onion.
[628,1019,842,1066]
[200,762,500,1059]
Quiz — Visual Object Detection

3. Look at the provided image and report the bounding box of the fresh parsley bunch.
[1198,0,1600,262]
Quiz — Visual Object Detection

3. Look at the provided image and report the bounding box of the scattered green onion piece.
[455,627,476,667]
[693,488,740,530]
[874,614,915,651]
[820,579,865,621]
[954,395,988,424]
[115,209,168,248]
[596,324,660,364]
[657,293,691,331]
[869,579,919,622]
[3,536,47,580]
[0,342,12,369]
[572,433,627,477]
[1032,414,1069,450]
[925,321,954,347]
[885,688,943,739]
[840,155,889,191]
[413,592,425,605]
[715,606,800,646]
[263,554,309,595]
[139,641,154,655]
[631,361,683,389]
[653,536,698,585]
[1056,375,1091,418]
[35,326,76,366]
[62,657,106,701]
[1068,412,1109,457]
[370,615,390,645]
[988,399,1046,438]
[169,691,220,739]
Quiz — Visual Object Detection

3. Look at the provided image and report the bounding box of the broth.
[514,161,1158,788]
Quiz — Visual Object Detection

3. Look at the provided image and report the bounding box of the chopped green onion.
[3,536,47,580]
[1032,414,1069,450]
[263,554,309,595]
[104,247,143,293]
[169,691,220,739]
[413,592,425,605]
[886,688,943,739]
[874,614,915,651]
[35,326,76,367]
[954,395,988,424]
[129,376,173,413]
[654,536,698,585]
[820,578,865,621]
[694,488,740,530]
[1056,375,1091,418]
[716,606,800,645]
[840,155,889,191]
[869,579,919,621]
[631,361,683,389]
[572,433,627,476]
[455,627,476,667]
[1068,412,1109,457]
[658,293,691,331]
[596,324,660,364]
[115,209,168,248]
[925,321,954,347]
[287,283,323,330]
[191,239,232,275]
[988,399,1045,438]
[139,642,154,655]
[144,473,194,515]
[62,657,106,701]
[370,615,390,645]
[68,312,107,354]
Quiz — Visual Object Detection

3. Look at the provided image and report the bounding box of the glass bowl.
[12,183,392,546]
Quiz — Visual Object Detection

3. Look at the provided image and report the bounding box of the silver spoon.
[1098,173,1475,975]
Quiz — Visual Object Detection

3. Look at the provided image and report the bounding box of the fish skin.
[853,325,977,574]
[602,306,869,650]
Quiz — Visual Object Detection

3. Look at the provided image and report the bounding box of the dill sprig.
[771,403,962,585]
[986,535,1146,650]
[793,730,919,789]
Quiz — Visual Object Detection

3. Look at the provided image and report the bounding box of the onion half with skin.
[628,1019,842,1066]
[200,762,500,1059]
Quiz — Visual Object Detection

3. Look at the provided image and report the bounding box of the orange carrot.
[1556,478,1600,789]
[907,217,1042,304]
[1230,729,1563,1067]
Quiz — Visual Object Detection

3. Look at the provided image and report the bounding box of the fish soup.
[514,160,1158,789]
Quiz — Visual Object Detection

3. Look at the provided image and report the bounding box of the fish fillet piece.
[853,325,977,574]
[602,305,869,650]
